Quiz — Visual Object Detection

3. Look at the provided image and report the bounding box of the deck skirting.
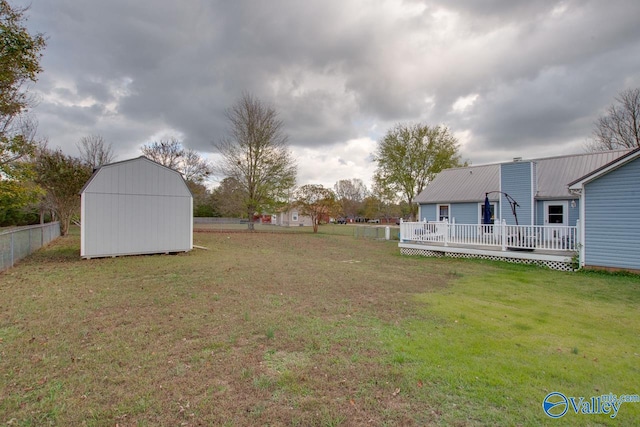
[399,242,576,271]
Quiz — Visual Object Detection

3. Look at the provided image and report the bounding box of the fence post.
[501,219,506,251]
[10,232,14,268]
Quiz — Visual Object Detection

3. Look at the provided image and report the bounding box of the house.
[415,150,631,228]
[273,207,313,227]
[569,147,640,273]
[400,149,634,271]
[80,156,193,258]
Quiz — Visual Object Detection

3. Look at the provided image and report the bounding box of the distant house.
[273,206,313,227]
[569,148,640,272]
[80,156,193,258]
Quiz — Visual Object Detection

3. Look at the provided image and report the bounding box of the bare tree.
[181,148,212,183]
[214,93,297,230]
[590,88,640,151]
[334,178,368,219]
[141,137,212,184]
[141,137,184,170]
[76,134,115,169]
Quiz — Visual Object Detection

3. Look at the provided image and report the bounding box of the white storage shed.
[80,156,193,258]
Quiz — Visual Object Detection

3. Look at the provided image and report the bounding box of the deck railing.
[400,219,578,252]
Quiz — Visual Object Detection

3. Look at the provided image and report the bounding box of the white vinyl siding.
[81,157,192,258]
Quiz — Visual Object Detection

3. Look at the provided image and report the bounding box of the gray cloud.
[17,0,640,186]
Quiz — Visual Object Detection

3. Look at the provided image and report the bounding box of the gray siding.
[81,157,192,258]
[583,158,640,270]
[500,161,533,225]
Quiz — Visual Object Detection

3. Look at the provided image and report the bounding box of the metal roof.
[534,150,631,198]
[414,163,500,203]
[415,149,632,203]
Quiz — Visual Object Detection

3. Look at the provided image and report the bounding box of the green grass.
[383,263,640,425]
[0,226,638,425]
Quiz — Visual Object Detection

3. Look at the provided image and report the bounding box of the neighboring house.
[569,148,640,272]
[80,156,193,258]
[273,207,313,227]
[415,150,631,229]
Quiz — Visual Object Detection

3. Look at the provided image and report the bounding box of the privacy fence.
[0,222,60,272]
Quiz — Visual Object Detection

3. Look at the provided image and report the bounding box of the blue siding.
[418,204,437,222]
[451,203,477,224]
[501,162,533,225]
[534,199,580,226]
[535,201,543,225]
[568,199,580,226]
[584,158,640,270]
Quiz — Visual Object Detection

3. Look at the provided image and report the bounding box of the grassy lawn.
[0,226,638,426]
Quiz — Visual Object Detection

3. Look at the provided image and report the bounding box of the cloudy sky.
[18,0,640,189]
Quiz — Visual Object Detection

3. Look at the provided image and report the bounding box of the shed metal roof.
[415,149,632,204]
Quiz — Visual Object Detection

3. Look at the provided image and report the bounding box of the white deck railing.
[400,219,578,252]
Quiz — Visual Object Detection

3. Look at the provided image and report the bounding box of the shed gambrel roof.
[415,149,632,204]
[80,156,192,197]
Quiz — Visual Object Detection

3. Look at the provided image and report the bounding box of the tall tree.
[0,2,45,214]
[374,123,463,221]
[333,178,367,219]
[141,137,213,184]
[76,134,115,169]
[214,93,297,230]
[589,88,640,151]
[33,148,92,236]
[295,184,337,233]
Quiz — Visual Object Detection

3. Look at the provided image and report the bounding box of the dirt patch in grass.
[0,228,458,425]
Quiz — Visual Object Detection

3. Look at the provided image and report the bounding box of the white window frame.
[436,204,450,222]
[543,201,568,226]
[292,211,299,222]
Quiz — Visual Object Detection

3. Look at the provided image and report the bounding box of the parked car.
[336,217,347,224]
[367,219,380,223]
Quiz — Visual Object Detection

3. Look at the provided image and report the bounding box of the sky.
[17,0,640,189]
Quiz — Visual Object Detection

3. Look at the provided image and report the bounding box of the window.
[437,204,450,221]
[548,205,563,224]
[292,211,298,222]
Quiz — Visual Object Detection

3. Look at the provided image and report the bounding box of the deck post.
[444,219,449,247]
[500,219,506,251]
